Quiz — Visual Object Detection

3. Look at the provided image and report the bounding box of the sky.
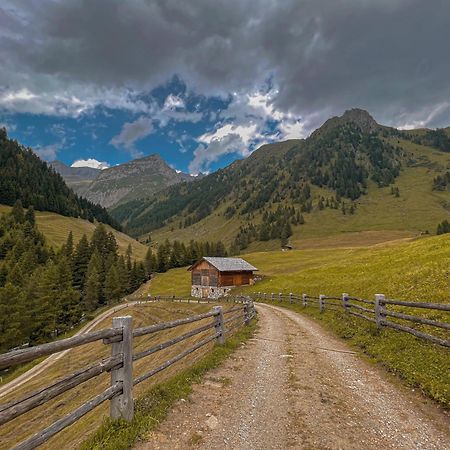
[0,0,449,174]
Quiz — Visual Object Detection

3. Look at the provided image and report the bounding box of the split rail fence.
[0,298,256,449]
[253,292,450,348]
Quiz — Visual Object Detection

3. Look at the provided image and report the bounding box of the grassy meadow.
[148,139,450,248]
[0,301,250,449]
[147,233,450,406]
[0,204,148,259]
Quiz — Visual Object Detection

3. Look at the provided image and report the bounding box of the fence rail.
[253,292,450,348]
[0,298,256,449]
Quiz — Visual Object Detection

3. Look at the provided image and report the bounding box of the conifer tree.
[65,231,74,258]
[105,264,121,303]
[25,206,35,225]
[83,250,102,310]
[12,200,25,223]
[72,234,91,291]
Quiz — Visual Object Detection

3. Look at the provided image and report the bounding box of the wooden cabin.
[188,257,258,299]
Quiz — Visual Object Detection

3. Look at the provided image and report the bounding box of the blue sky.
[0,78,304,174]
[1,1,449,174]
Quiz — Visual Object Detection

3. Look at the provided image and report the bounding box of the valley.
[111,110,450,252]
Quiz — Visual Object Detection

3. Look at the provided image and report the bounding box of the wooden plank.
[383,299,450,311]
[383,321,450,347]
[0,355,122,425]
[223,312,245,325]
[12,384,122,450]
[133,310,217,337]
[349,303,375,314]
[133,333,218,386]
[0,328,121,370]
[110,316,133,422]
[133,321,215,361]
[348,310,377,323]
[383,310,450,330]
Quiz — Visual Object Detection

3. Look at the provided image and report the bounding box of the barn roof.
[188,257,258,272]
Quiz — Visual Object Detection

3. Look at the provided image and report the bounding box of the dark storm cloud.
[1,0,449,127]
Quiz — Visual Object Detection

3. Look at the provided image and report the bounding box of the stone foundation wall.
[191,285,233,299]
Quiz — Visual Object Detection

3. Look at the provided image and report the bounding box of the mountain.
[81,154,196,208]
[0,129,120,229]
[112,109,450,250]
[50,161,101,195]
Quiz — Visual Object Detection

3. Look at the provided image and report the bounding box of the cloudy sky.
[0,0,449,174]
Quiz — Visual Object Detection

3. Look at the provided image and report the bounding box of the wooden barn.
[188,257,258,299]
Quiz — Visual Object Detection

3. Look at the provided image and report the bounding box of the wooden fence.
[252,292,450,348]
[0,299,256,449]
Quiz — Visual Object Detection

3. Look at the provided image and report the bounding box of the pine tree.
[11,200,25,223]
[72,234,91,291]
[25,206,35,225]
[83,251,101,311]
[65,231,74,258]
[105,264,122,304]
[55,256,80,335]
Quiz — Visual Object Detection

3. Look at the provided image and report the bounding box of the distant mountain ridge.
[52,154,197,208]
[81,154,195,208]
[50,161,100,195]
[110,108,450,248]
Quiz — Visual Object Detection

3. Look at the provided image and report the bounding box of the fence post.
[279,292,283,302]
[110,316,134,421]
[213,306,225,344]
[375,294,386,328]
[302,294,307,307]
[289,293,293,304]
[244,301,250,325]
[271,293,274,302]
[319,295,325,313]
[342,293,349,310]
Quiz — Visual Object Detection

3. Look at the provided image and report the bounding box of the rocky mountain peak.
[313,108,380,138]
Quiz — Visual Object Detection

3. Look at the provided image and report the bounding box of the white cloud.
[277,119,306,140]
[199,122,260,147]
[110,116,154,157]
[34,143,60,161]
[396,102,450,130]
[163,94,185,110]
[189,133,248,174]
[188,88,305,172]
[71,159,110,170]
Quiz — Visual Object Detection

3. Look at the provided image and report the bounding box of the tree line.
[0,201,146,353]
[0,128,120,229]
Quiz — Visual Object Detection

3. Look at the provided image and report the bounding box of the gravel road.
[136,303,450,450]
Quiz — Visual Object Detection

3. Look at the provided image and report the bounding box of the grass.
[80,319,257,450]
[147,140,450,249]
[0,204,148,259]
[0,302,249,449]
[147,233,450,407]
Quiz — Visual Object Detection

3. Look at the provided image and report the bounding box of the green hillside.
[147,233,450,406]
[0,204,147,260]
[148,233,450,301]
[115,109,450,250]
[0,129,120,229]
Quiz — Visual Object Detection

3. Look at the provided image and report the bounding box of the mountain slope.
[82,154,196,208]
[112,109,450,249]
[50,161,100,196]
[0,204,148,259]
[0,129,120,229]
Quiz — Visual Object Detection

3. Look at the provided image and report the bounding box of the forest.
[0,201,146,353]
[0,128,120,229]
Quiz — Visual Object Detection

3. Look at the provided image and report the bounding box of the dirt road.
[136,303,450,450]
[0,302,136,398]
